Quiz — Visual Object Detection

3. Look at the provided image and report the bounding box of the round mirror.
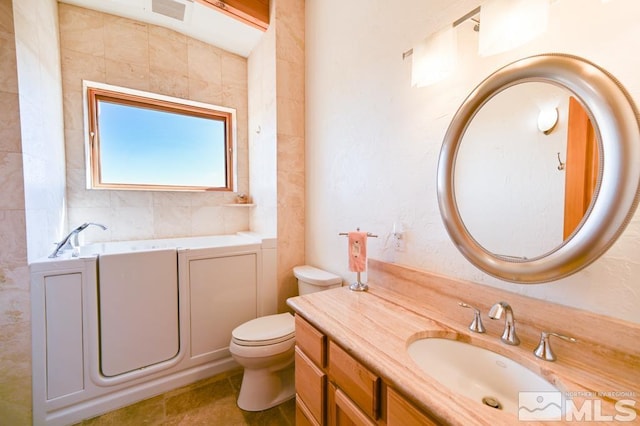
[455,82,572,260]
[437,54,640,283]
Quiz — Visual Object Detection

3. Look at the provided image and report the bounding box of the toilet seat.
[231,313,295,347]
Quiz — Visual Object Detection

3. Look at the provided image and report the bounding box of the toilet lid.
[231,313,295,346]
[293,265,342,286]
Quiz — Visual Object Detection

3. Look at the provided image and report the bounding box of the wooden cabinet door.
[295,347,326,424]
[296,396,321,426]
[387,387,439,426]
[329,383,377,426]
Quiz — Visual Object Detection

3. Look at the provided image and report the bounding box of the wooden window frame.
[84,82,235,192]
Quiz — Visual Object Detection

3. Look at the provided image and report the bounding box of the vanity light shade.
[411,25,457,87]
[478,0,549,57]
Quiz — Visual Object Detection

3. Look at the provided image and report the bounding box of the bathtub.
[30,233,277,426]
[78,234,262,255]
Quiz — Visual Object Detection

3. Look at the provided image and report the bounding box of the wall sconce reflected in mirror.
[411,25,457,87]
[538,106,559,135]
[478,0,550,57]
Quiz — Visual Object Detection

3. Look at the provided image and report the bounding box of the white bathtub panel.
[98,249,179,377]
[189,253,258,358]
[45,273,84,399]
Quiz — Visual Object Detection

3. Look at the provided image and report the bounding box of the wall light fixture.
[407,7,480,87]
[411,25,457,87]
[538,106,559,135]
[406,1,551,86]
[478,0,550,57]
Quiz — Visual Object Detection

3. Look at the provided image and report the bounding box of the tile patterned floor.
[74,369,296,426]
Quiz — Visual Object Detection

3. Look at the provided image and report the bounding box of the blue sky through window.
[98,100,227,187]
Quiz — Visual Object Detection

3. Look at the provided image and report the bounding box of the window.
[84,81,236,191]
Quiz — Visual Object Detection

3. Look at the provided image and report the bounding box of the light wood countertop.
[287,260,640,425]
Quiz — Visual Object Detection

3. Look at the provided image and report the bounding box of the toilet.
[229,265,342,411]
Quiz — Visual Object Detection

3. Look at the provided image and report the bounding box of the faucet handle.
[533,331,577,361]
[458,302,486,333]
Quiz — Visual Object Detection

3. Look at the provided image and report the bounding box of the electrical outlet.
[391,222,405,251]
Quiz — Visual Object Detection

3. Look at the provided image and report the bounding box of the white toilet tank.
[293,265,342,295]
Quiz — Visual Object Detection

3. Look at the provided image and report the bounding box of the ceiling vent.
[151,0,191,21]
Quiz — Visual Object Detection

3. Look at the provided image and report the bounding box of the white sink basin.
[408,338,569,419]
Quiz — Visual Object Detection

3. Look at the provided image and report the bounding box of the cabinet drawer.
[329,341,380,420]
[296,397,320,426]
[331,383,377,426]
[295,347,326,424]
[295,314,326,367]
[387,387,439,426]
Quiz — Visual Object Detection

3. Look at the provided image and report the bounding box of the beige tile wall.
[248,8,277,238]
[15,0,66,263]
[275,0,305,310]
[59,4,251,243]
[247,0,306,312]
[0,0,31,423]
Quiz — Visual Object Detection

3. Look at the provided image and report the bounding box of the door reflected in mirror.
[564,96,599,239]
[454,83,598,260]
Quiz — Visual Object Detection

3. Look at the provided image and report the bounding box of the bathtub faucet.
[49,222,107,258]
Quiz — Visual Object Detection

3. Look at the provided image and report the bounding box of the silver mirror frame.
[437,54,640,283]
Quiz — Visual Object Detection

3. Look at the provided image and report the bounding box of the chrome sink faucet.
[488,301,520,345]
[49,222,107,258]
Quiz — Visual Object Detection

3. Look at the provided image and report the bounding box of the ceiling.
[59,0,265,57]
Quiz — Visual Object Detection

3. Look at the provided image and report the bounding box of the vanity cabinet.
[295,315,327,425]
[294,314,437,426]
